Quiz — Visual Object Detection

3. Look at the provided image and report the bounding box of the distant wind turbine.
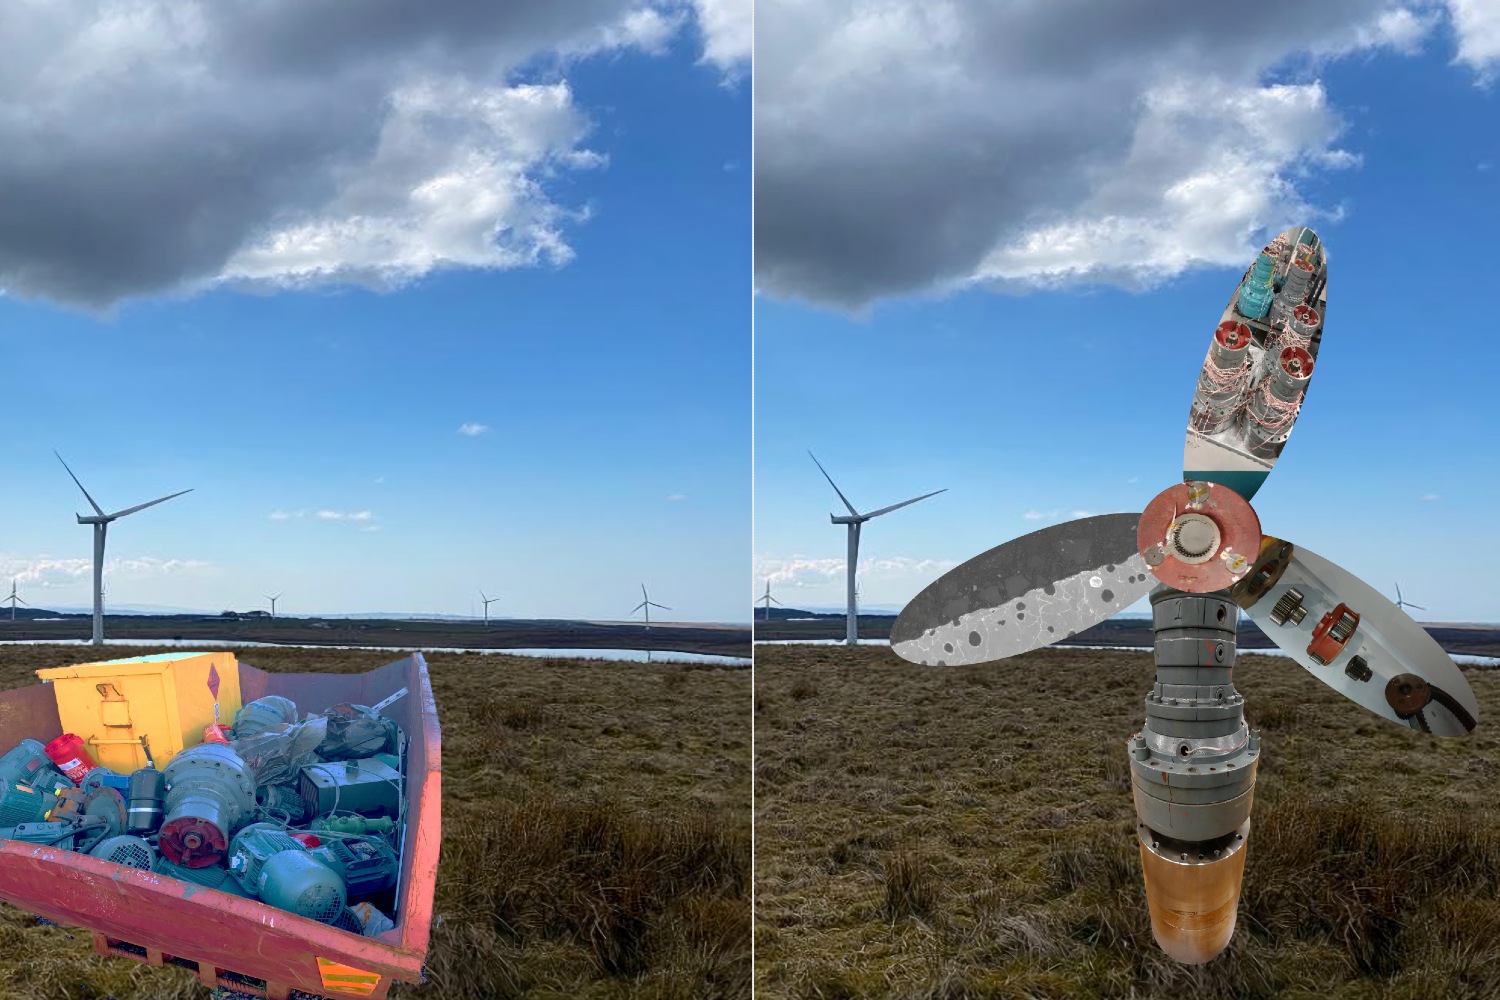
[809,451,945,645]
[56,452,193,646]
[480,591,500,626]
[3,580,28,621]
[264,593,281,617]
[1394,582,1425,615]
[631,584,670,629]
[757,580,783,620]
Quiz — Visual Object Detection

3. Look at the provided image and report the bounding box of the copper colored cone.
[1138,827,1249,964]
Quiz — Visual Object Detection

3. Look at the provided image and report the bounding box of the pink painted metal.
[0,653,441,1000]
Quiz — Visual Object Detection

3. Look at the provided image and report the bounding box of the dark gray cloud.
[754,1,1484,310]
[0,0,747,309]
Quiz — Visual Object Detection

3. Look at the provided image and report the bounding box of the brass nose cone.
[1138,831,1249,964]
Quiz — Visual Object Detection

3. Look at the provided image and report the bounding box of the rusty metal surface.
[0,653,440,998]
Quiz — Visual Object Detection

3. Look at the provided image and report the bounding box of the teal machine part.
[226,821,308,892]
[256,850,346,923]
[0,779,57,827]
[154,856,253,896]
[0,821,82,847]
[0,740,69,792]
[90,834,156,871]
[310,815,395,836]
[1237,251,1276,319]
[308,835,399,898]
[299,757,402,819]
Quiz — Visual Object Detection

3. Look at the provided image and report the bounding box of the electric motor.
[159,744,256,867]
[232,696,299,739]
[257,849,347,923]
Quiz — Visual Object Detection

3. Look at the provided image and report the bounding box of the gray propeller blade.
[891,513,1155,666]
[863,489,947,520]
[1183,225,1326,503]
[1235,538,1476,736]
[55,452,106,517]
[107,489,193,520]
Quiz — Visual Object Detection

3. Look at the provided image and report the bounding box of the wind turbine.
[264,593,282,617]
[809,451,945,645]
[480,591,500,626]
[56,452,192,646]
[631,584,670,629]
[3,580,28,621]
[1393,582,1425,615]
[757,580,783,621]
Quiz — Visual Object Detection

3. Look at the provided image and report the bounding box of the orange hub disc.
[1137,481,1262,593]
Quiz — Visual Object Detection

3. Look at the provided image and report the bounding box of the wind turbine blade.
[769,596,783,605]
[631,601,647,614]
[15,596,29,606]
[55,452,106,517]
[808,451,860,517]
[109,488,193,520]
[863,488,947,520]
[1408,603,1425,611]
[649,602,671,610]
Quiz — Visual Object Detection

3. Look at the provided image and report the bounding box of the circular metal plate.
[1385,674,1432,718]
[1138,481,1262,593]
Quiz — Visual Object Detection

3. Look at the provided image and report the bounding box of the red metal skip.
[0,654,442,1000]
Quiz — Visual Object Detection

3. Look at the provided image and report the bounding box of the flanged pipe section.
[158,743,256,867]
[1128,586,1260,963]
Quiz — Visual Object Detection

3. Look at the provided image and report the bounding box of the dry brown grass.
[0,644,751,1000]
[755,644,1500,1000]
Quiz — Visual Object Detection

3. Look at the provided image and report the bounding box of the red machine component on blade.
[1307,602,1360,665]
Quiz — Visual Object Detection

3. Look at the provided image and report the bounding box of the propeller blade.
[891,513,1155,666]
[1231,537,1477,736]
[1183,226,1325,503]
[15,596,29,606]
[863,488,947,520]
[808,451,860,518]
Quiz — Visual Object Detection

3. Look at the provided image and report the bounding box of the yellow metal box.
[34,652,243,773]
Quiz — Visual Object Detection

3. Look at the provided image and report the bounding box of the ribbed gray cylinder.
[1128,587,1261,844]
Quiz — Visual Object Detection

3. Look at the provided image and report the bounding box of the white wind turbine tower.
[264,593,282,617]
[757,580,783,621]
[56,452,192,646]
[480,591,500,626]
[809,451,945,645]
[1393,582,1425,616]
[3,580,28,621]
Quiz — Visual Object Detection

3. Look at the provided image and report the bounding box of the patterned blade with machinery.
[1230,538,1478,736]
[891,514,1155,666]
[1183,226,1326,502]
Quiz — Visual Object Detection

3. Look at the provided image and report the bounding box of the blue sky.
[754,5,1500,624]
[0,3,750,623]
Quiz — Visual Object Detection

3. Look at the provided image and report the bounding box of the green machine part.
[0,779,57,827]
[308,835,399,898]
[0,740,69,791]
[256,850,346,923]
[310,815,394,836]
[226,822,307,892]
[0,821,81,847]
[298,757,401,820]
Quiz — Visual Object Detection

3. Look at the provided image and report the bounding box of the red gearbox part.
[1307,603,1360,666]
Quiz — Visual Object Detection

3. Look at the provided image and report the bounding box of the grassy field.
[0,645,751,1000]
[755,643,1500,1000]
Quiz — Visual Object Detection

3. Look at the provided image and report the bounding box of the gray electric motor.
[158,744,256,868]
[232,696,299,739]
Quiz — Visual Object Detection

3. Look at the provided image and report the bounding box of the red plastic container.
[42,733,98,785]
[202,723,232,745]
[289,832,322,848]
[0,653,440,1000]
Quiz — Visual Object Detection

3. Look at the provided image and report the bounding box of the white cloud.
[690,0,753,69]
[1420,493,1442,501]
[666,493,687,501]
[458,422,490,437]
[0,1,743,309]
[268,509,302,521]
[754,1,1489,308]
[0,555,209,586]
[315,510,374,521]
[1448,0,1500,78]
[1022,508,1096,522]
[754,554,960,588]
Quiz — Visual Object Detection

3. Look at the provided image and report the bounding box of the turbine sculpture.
[891,227,1477,964]
[809,451,944,645]
[56,453,192,646]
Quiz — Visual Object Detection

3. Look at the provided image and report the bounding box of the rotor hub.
[1138,481,1262,593]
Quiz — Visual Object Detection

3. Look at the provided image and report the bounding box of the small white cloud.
[315,510,375,521]
[1022,510,1044,521]
[1480,162,1494,172]
[458,422,489,437]
[1420,493,1441,502]
[1022,508,1094,522]
[360,525,382,533]
[0,554,208,585]
[373,476,386,484]
[268,509,300,521]
[666,493,687,502]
